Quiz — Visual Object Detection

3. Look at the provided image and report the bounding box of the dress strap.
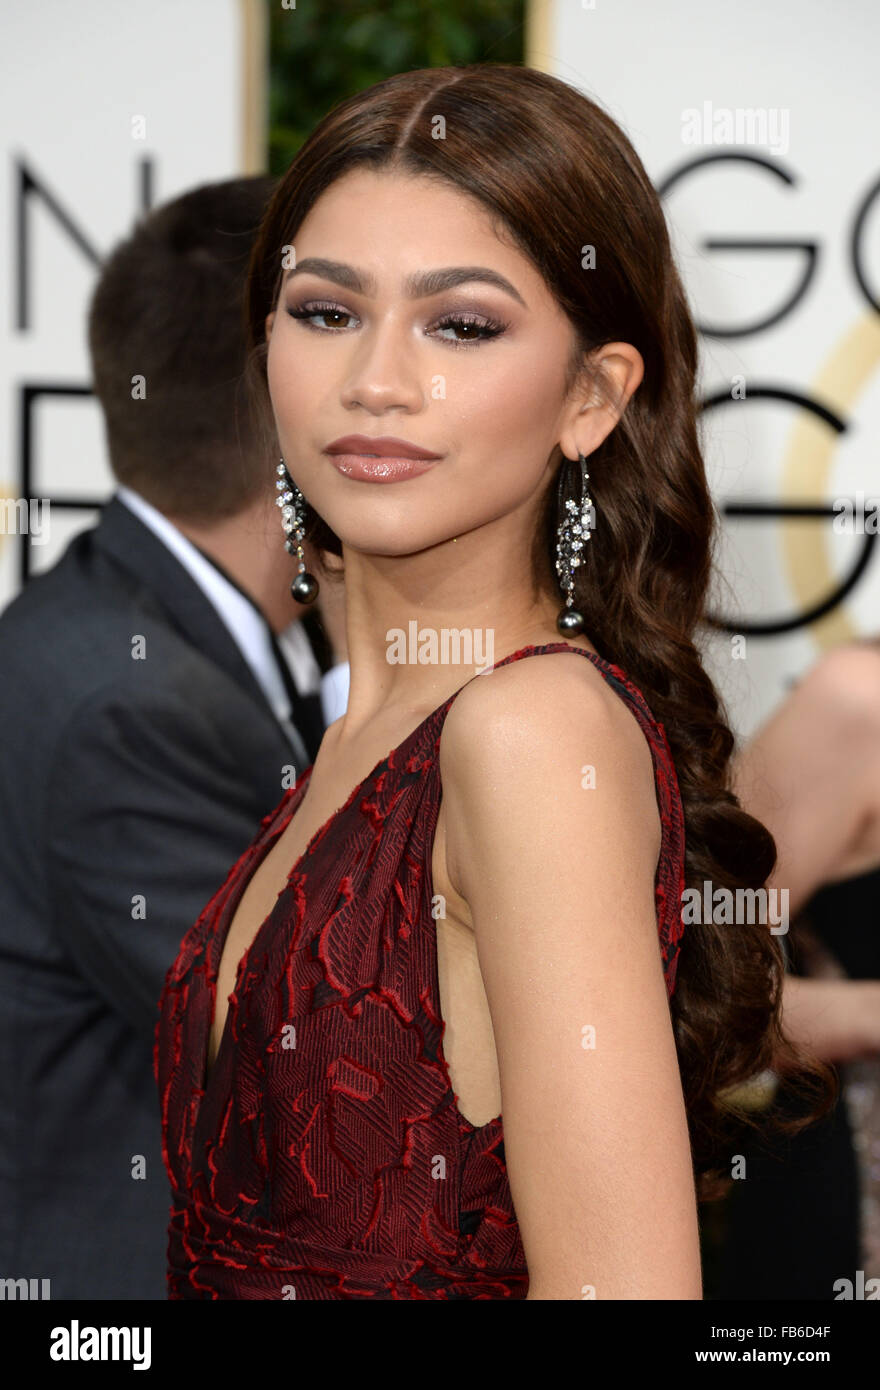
[442,642,659,733]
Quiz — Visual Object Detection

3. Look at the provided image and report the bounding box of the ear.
[558,342,644,462]
[265,310,276,343]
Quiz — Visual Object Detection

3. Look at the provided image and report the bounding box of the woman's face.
[265,168,592,564]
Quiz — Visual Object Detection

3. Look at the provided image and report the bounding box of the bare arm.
[777,977,880,1066]
[733,643,880,1063]
[441,653,702,1300]
[732,643,880,918]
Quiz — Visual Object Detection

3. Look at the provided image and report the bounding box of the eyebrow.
[283,257,527,308]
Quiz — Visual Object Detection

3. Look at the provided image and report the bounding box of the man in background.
[0,177,346,1299]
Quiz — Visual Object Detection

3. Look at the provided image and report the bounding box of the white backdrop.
[530,0,880,736]
[0,0,263,607]
[4,1,878,740]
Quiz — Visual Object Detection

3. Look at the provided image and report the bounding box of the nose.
[340,314,425,415]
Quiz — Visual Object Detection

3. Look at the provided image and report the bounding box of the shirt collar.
[115,485,296,726]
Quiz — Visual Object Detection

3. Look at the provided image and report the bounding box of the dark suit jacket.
[0,496,325,1299]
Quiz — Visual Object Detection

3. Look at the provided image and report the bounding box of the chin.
[329,516,463,559]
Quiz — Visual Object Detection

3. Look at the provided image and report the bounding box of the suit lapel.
[92,496,290,731]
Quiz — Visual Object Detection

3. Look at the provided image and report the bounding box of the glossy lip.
[327,453,439,483]
[324,433,442,460]
[323,433,443,484]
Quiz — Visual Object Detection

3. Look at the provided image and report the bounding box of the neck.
[167,492,303,635]
[337,502,595,741]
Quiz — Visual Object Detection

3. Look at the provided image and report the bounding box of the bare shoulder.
[434,648,698,1296]
[441,648,653,764]
[800,640,880,724]
[439,649,660,892]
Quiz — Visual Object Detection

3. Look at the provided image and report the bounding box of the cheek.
[266,328,322,433]
[266,335,297,425]
[450,352,563,468]
[508,362,561,432]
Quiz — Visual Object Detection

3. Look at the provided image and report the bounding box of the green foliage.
[267,0,525,175]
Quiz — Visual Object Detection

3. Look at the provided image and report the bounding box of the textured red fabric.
[154,642,687,1299]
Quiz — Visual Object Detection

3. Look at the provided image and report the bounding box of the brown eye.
[286,302,356,331]
[430,313,507,346]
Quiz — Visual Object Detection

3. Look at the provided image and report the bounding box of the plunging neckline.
[201,641,612,1095]
[202,742,412,1089]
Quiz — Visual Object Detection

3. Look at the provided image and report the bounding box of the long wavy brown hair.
[244,62,836,1200]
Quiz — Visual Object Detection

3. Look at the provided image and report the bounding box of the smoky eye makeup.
[283,294,512,346]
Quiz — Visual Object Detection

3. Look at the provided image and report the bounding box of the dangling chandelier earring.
[275,458,319,604]
[554,450,594,635]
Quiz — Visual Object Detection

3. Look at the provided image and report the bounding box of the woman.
[726,641,880,1292]
[155,63,832,1300]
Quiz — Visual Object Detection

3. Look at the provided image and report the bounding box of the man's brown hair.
[89,176,277,521]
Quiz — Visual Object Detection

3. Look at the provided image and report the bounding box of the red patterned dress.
[154,642,687,1299]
